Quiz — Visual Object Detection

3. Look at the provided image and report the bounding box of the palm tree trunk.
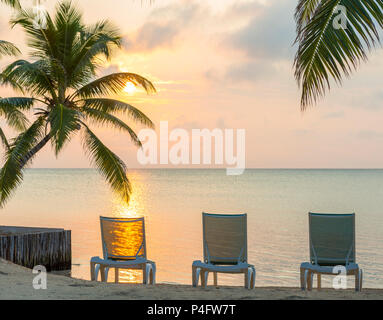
[18,133,52,169]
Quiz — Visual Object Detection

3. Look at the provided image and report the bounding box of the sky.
[1,0,383,169]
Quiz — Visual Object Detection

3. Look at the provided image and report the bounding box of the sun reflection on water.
[105,173,148,283]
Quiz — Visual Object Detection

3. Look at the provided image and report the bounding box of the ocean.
[1,168,382,288]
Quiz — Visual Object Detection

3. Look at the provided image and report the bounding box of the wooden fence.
[0,226,71,271]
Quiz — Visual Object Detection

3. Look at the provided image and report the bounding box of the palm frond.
[0,98,30,131]
[0,127,10,151]
[295,0,321,37]
[69,30,121,88]
[0,97,37,111]
[0,118,45,207]
[0,40,20,57]
[294,0,383,109]
[2,60,57,98]
[54,0,83,64]
[82,124,131,203]
[0,0,21,8]
[0,73,23,92]
[81,98,154,128]
[82,107,142,147]
[48,103,81,155]
[11,7,58,60]
[72,72,156,99]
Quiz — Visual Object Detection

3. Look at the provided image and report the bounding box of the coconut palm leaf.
[0,97,37,111]
[72,72,156,99]
[295,0,321,36]
[81,98,154,128]
[0,118,45,207]
[82,124,131,203]
[82,107,142,147]
[294,0,383,109]
[11,8,58,59]
[0,40,20,57]
[2,60,57,97]
[0,99,30,131]
[0,127,10,151]
[0,0,20,8]
[69,31,121,88]
[48,103,82,155]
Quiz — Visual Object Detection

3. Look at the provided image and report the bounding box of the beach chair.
[300,212,363,291]
[192,213,256,289]
[90,216,156,284]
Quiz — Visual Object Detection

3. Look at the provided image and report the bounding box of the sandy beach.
[0,259,382,300]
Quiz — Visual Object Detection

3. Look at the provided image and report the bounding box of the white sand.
[0,259,382,300]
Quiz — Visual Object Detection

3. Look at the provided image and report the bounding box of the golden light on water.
[112,171,147,218]
[98,171,151,283]
[113,195,141,218]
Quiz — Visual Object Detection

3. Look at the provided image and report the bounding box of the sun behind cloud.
[124,82,137,94]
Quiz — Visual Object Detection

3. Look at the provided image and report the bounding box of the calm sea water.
[1,169,382,288]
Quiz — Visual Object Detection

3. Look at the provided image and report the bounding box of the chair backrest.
[308,212,356,266]
[100,216,146,260]
[202,212,247,265]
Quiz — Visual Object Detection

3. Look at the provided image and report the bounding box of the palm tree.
[294,0,383,109]
[0,0,21,164]
[0,1,156,207]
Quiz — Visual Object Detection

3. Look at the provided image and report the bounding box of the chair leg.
[143,264,148,284]
[90,262,96,281]
[94,264,100,281]
[317,274,321,290]
[306,270,313,291]
[149,263,156,285]
[247,268,252,289]
[145,263,154,285]
[303,270,309,291]
[244,267,256,289]
[192,266,201,287]
[359,269,363,292]
[355,268,363,292]
[251,267,256,289]
[100,266,106,282]
[213,272,218,286]
[244,269,249,289]
[115,268,119,283]
[300,267,306,290]
[201,270,208,288]
[104,267,110,282]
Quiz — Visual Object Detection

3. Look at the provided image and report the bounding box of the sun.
[124,82,137,94]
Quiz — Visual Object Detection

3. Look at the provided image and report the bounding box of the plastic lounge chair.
[192,212,256,289]
[90,216,156,284]
[300,212,363,291]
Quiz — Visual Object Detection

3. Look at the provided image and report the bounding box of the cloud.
[203,0,296,84]
[322,111,345,119]
[341,88,383,111]
[356,130,383,139]
[122,1,206,52]
[223,60,276,83]
[123,21,179,52]
[223,0,296,60]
